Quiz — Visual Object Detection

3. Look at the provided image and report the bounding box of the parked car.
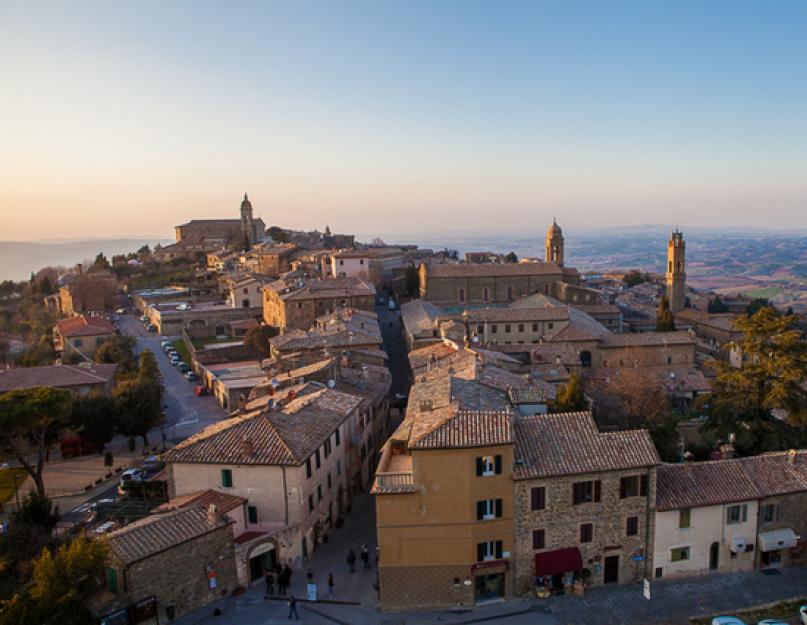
[60,435,99,459]
[185,371,198,382]
[118,468,146,495]
[387,298,396,310]
[146,324,157,333]
[177,362,189,373]
[195,385,208,396]
[712,618,747,625]
[115,308,126,314]
[170,356,180,366]
[160,340,171,350]
[143,455,165,473]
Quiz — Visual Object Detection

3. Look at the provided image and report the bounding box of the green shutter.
[494,455,502,474]
[107,567,118,594]
[221,469,232,488]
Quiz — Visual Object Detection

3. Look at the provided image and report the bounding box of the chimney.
[207,503,220,525]
[719,443,735,460]
[242,438,254,458]
[555,355,561,365]
[361,365,369,381]
[788,449,798,464]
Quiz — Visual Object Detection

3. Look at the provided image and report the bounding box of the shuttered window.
[221,469,233,488]
[531,487,546,511]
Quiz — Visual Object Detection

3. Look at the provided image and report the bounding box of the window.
[572,480,600,505]
[335,428,340,446]
[477,324,484,335]
[315,449,321,469]
[476,498,503,520]
[580,523,593,543]
[640,474,649,496]
[548,323,554,330]
[531,487,546,511]
[532,323,538,332]
[308,495,314,512]
[336,459,342,475]
[317,485,322,502]
[679,509,691,528]
[306,458,312,478]
[667,356,672,365]
[507,286,513,300]
[476,540,503,562]
[248,505,258,524]
[620,475,639,498]
[483,287,489,302]
[505,324,511,333]
[107,567,118,594]
[670,547,690,562]
[459,288,465,302]
[727,504,748,525]
[518,324,524,333]
[627,516,639,536]
[491,325,498,334]
[532,529,545,550]
[324,439,331,458]
[327,472,332,489]
[221,469,233,488]
[476,455,502,477]
[74,338,83,347]
[762,503,777,524]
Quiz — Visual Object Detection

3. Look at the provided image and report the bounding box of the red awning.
[535,548,583,576]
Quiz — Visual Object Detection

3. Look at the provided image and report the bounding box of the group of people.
[263,564,293,597]
[346,544,374,572]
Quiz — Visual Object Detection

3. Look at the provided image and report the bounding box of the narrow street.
[374,297,410,399]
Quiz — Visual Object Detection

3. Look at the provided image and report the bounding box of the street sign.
[643,578,650,600]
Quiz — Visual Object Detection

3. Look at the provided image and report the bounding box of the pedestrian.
[360,544,369,570]
[327,573,334,599]
[287,595,299,620]
[277,565,287,595]
[283,564,292,594]
[347,548,356,573]
[264,570,274,596]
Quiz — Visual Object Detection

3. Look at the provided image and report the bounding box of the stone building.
[268,308,382,359]
[545,219,564,266]
[95,506,237,624]
[241,241,297,277]
[666,229,686,313]
[53,314,117,359]
[143,299,263,335]
[174,193,266,252]
[512,412,660,595]
[262,276,375,331]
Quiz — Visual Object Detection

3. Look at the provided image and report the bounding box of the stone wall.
[512,467,656,595]
[378,564,477,611]
[757,491,807,568]
[100,521,238,622]
[422,274,560,307]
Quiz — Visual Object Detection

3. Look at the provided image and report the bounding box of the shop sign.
[471,559,509,572]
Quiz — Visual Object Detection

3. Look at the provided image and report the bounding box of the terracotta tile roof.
[279,277,375,301]
[531,344,580,367]
[410,408,512,449]
[513,412,660,479]
[106,507,233,565]
[400,299,443,336]
[0,363,117,392]
[157,489,247,513]
[164,383,361,466]
[584,366,711,395]
[425,262,562,278]
[656,451,807,511]
[270,328,380,353]
[56,315,116,337]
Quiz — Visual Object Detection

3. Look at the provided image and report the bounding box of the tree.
[138,349,161,385]
[504,251,518,263]
[0,536,107,625]
[267,226,289,243]
[708,296,729,314]
[114,379,161,446]
[553,372,587,413]
[0,388,72,496]
[68,393,116,453]
[594,367,672,429]
[89,253,111,273]
[709,306,807,427]
[243,325,278,358]
[95,334,137,373]
[623,270,647,288]
[656,295,676,332]
[404,265,419,297]
[746,298,769,317]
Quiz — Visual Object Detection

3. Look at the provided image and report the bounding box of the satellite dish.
[328,379,336,388]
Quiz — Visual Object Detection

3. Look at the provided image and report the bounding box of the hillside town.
[1,193,806,625]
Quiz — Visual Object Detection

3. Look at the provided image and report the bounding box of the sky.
[1,1,807,242]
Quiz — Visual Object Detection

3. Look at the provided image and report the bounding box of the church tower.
[240,193,254,250]
[546,218,564,266]
[666,228,686,312]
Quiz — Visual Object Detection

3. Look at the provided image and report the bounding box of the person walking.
[278,565,289,595]
[287,595,299,620]
[327,573,335,600]
[264,569,275,597]
[347,548,356,573]
[360,544,370,570]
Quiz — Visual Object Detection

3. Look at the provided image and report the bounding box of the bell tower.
[545,218,564,267]
[240,193,254,250]
[666,228,686,312]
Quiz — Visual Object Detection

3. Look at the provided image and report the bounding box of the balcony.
[372,448,416,494]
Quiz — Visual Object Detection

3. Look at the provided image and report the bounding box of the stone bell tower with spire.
[545,218,564,267]
[666,228,686,312]
[240,193,255,251]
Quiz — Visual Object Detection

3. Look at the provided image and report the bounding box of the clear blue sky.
[1,1,806,240]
